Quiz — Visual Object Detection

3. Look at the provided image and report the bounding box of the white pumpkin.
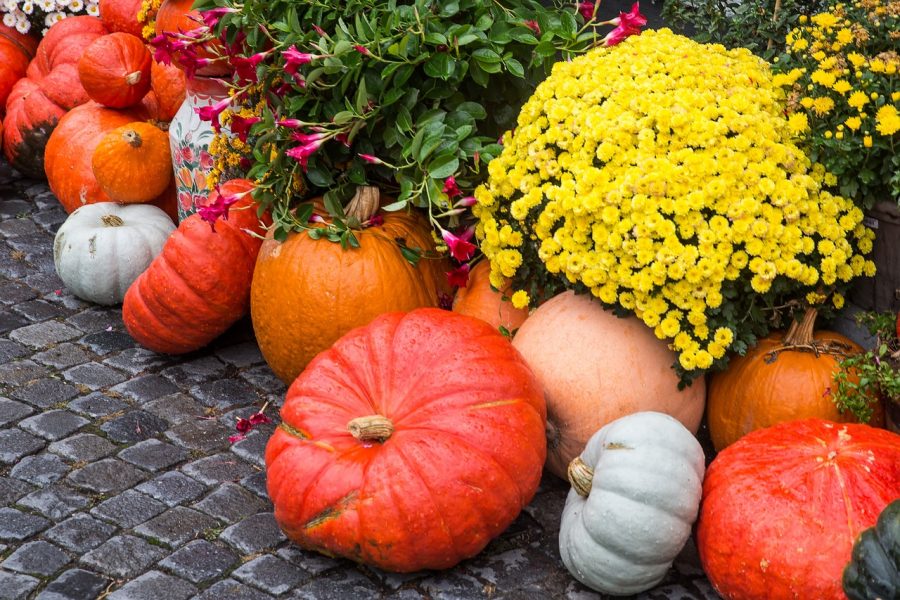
[53,203,175,305]
[559,411,705,596]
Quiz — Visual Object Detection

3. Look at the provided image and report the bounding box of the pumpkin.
[452,260,529,334]
[78,32,151,108]
[707,308,883,451]
[265,308,547,572]
[697,419,900,600]
[251,186,451,384]
[560,411,705,595]
[843,499,900,600]
[123,179,271,354]
[2,16,107,177]
[99,0,144,37]
[44,102,150,213]
[92,122,172,203]
[155,0,230,77]
[149,58,186,122]
[54,202,175,305]
[510,291,706,479]
[0,24,38,117]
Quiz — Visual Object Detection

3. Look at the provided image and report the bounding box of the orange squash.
[149,58,186,122]
[155,0,230,77]
[511,290,707,479]
[251,186,451,384]
[78,32,152,108]
[92,122,172,203]
[99,0,145,37]
[452,260,529,333]
[0,25,38,117]
[707,308,883,451]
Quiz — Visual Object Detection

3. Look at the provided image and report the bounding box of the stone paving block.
[291,569,380,600]
[10,452,70,485]
[220,512,286,555]
[160,356,228,385]
[12,299,68,322]
[0,311,28,335]
[49,433,117,462]
[276,547,345,576]
[239,366,287,396]
[194,579,275,600]
[17,485,90,520]
[0,398,33,427]
[0,340,27,363]
[0,477,34,506]
[164,417,231,453]
[0,360,46,386]
[0,217,38,237]
[1,540,70,576]
[66,458,147,494]
[79,535,167,579]
[215,342,265,367]
[135,471,206,507]
[79,330,135,355]
[232,554,306,595]
[142,393,205,426]
[67,393,129,418]
[0,570,40,600]
[32,343,92,369]
[190,379,258,410]
[19,410,89,441]
[66,309,122,334]
[181,453,258,486]
[240,471,269,500]
[35,568,109,600]
[157,539,237,583]
[230,430,269,468]
[132,506,219,548]
[118,438,188,472]
[10,377,78,408]
[0,428,45,464]
[45,513,117,553]
[193,482,268,522]
[9,321,80,347]
[100,410,168,444]
[110,375,179,403]
[91,490,167,528]
[102,348,170,376]
[0,507,50,541]
[0,281,37,306]
[106,570,197,600]
[62,362,127,390]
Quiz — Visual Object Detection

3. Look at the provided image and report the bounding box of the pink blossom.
[149,34,189,65]
[365,215,384,228]
[179,146,194,164]
[199,151,214,170]
[359,153,383,164]
[603,22,641,46]
[312,24,326,36]
[276,118,303,128]
[578,1,595,20]
[228,434,245,443]
[309,214,327,224]
[455,196,477,208]
[291,131,325,144]
[230,115,261,142]
[195,96,231,133]
[200,7,236,28]
[610,2,647,29]
[286,138,325,170]
[442,176,461,198]
[354,44,369,55]
[283,45,317,77]
[248,412,271,426]
[446,263,471,288]
[235,418,252,433]
[198,184,248,231]
[233,51,269,83]
[441,227,477,262]
[523,20,540,34]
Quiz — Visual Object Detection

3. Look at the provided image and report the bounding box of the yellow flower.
[787,113,809,134]
[845,116,862,130]
[832,80,852,94]
[875,105,900,136]
[864,135,873,147]
[510,290,530,309]
[848,91,869,109]
[811,96,834,115]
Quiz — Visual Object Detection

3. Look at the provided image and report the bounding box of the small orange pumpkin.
[707,308,884,451]
[149,58,185,122]
[78,32,151,108]
[92,122,172,203]
[452,260,529,333]
[98,0,144,37]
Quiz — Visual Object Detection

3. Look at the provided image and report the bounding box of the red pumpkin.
[697,419,900,600]
[78,33,151,108]
[266,308,547,572]
[2,16,107,177]
[149,58,185,122]
[99,0,145,37]
[0,25,38,117]
[123,179,271,354]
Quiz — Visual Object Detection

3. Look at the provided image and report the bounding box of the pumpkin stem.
[765,307,856,362]
[783,308,818,346]
[347,415,393,442]
[345,186,381,223]
[122,129,143,149]
[101,215,125,227]
[125,71,143,86]
[567,456,594,498]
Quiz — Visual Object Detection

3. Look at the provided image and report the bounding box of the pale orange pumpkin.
[511,291,707,479]
[92,122,172,203]
[452,260,529,333]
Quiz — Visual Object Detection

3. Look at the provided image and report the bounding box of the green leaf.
[504,57,525,78]
[455,124,473,141]
[306,164,334,188]
[381,199,408,211]
[274,226,288,242]
[409,127,427,160]
[416,130,446,162]
[425,53,456,79]
[456,33,480,46]
[424,32,447,45]
[428,154,459,179]
[396,105,413,132]
[354,78,368,113]
[475,13,493,30]
[333,111,355,125]
[399,245,422,266]
[457,101,487,119]
[439,1,459,18]
[382,86,406,107]
[560,10,578,37]
[323,191,346,218]
[472,48,502,63]
[293,203,314,224]
[510,30,538,44]
[397,178,414,202]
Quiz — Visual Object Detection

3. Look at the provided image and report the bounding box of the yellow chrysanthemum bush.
[475,29,876,384]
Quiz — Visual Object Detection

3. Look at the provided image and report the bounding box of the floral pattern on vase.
[169,75,230,222]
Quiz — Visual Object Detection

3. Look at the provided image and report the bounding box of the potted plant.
[834,311,900,432]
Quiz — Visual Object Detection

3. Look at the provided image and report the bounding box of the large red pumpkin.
[78,32,152,108]
[265,308,547,572]
[99,0,145,37]
[697,419,900,600]
[123,179,271,354]
[0,25,38,117]
[2,16,108,177]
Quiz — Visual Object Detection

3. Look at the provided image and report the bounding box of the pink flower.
[286,138,325,170]
[446,263,471,288]
[178,146,194,164]
[199,151,214,170]
[523,20,540,34]
[230,114,261,142]
[335,132,350,147]
[229,434,245,443]
[455,195,477,208]
[309,214,327,224]
[291,131,325,144]
[283,45,317,77]
[610,2,647,29]
[235,418,252,433]
[198,184,248,231]
[178,191,192,210]
[200,7,236,28]
[354,44,369,55]
[249,412,271,426]
[603,22,641,46]
[276,118,303,128]
[441,227,477,262]
[233,51,269,83]
[195,97,232,133]
[359,153,383,164]
[442,176,461,198]
[578,1,595,20]
[312,24,326,36]
[365,215,384,228]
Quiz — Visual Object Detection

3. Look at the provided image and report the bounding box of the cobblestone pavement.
[0,159,718,599]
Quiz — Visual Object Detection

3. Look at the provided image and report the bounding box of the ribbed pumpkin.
[266,308,547,572]
[251,186,450,384]
[452,260,529,333]
[697,419,900,600]
[123,179,271,354]
[155,0,230,76]
[78,32,151,108]
[511,291,706,479]
[0,25,38,117]
[707,308,883,451]
[149,59,185,122]
[99,0,144,37]
[92,122,172,203]
[2,16,107,177]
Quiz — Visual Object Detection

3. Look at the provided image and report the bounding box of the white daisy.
[2,12,16,27]
[38,0,55,11]
[68,0,82,11]
[21,1,33,15]
[15,18,30,33]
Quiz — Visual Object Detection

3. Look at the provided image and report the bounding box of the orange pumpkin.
[78,32,152,108]
[155,0,230,77]
[707,309,883,451]
[99,0,145,37]
[511,291,707,479]
[149,58,186,122]
[251,186,451,384]
[0,25,38,117]
[92,122,172,203]
[452,260,529,333]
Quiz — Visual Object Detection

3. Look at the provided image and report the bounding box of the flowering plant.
[1,0,98,35]
[153,0,645,259]
[833,311,900,422]
[772,1,900,209]
[474,29,876,384]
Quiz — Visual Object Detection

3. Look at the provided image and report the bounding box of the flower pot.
[850,201,900,313]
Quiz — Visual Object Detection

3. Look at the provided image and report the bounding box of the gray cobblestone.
[0,398,32,427]
[102,348,170,375]
[111,375,179,403]
[181,453,258,486]
[80,535,166,579]
[0,360,46,386]
[12,299,68,322]
[215,342,265,367]
[100,410,167,444]
[35,569,109,600]
[63,362,127,390]
[66,309,121,334]
[195,579,275,600]
[9,321,80,347]
[19,410,88,441]
[160,356,228,385]
[32,343,92,369]
[220,512,285,555]
[45,514,117,553]
[117,439,188,472]
[67,459,147,494]
[0,478,34,506]
[164,418,231,453]
[135,472,206,507]
[10,453,70,485]
[132,506,219,548]
[91,490,167,528]
[157,539,237,583]
[0,508,50,541]
[0,429,45,464]
[230,430,269,468]
[79,330,135,355]
[49,433,117,462]
[0,340,27,363]
[10,378,78,408]
[142,393,204,426]
[193,482,268,522]
[17,485,90,520]
[240,471,269,499]
[276,547,345,576]
[0,311,28,334]
[1,540,70,576]
[107,570,196,600]
[0,570,39,600]
[233,554,306,595]
[190,379,258,410]
[67,393,129,418]
[291,569,379,600]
